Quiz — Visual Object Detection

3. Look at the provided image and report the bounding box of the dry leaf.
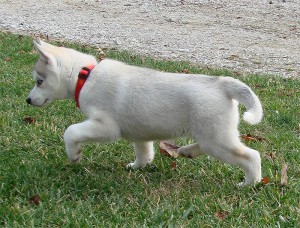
[261,176,269,185]
[241,134,265,142]
[241,134,256,141]
[159,141,180,158]
[23,116,35,124]
[182,68,189,74]
[171,161,177,169]
[3,57,12,62]
[281,163,288,186]
[269,152,276,160]
[18,50,26,54]
[214,211,228,221]
[278,90,296,97]
[29,195,41,205]
[228,54,238,60]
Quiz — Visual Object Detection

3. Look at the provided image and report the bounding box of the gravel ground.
[0,0,299,77]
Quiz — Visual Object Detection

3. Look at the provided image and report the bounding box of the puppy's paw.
[126,162,136,169]
[68,150,82,164]
[238,179,261,187]
[126,162,146,169]
[237,182,245,187]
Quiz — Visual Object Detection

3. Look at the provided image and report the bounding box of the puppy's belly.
[120,125,190,141]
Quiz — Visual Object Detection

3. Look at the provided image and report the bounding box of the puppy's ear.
[33,40,55,65]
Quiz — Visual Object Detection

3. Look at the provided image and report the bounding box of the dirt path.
[0,0,299,77]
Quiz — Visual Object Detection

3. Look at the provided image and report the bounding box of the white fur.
[27,41,263,185]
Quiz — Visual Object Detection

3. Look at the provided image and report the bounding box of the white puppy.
[27,40,263,185]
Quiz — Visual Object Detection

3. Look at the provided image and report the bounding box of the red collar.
[75,65,95,108]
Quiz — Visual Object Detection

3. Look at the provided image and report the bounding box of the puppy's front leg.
[64,119,120,163]
[127,141,154,168]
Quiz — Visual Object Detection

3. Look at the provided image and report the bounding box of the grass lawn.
[0,31,299,227]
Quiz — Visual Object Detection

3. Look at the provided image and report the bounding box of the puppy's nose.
[26,98,31,104]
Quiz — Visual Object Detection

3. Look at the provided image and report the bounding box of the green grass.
[1,31,299,227]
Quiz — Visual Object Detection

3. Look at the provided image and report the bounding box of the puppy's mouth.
[41,99,50,106]
[27,98,51,107]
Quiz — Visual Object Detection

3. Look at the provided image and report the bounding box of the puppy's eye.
[37,79,43,86]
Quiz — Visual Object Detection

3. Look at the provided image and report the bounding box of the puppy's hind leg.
[201,142,261,185]
[238,146,261,185]
[178,143,206,158]
[127,141,154,168]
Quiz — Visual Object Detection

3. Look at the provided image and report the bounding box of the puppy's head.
[26,40,61,107]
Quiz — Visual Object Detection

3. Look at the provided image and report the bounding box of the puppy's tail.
[221,77,263,125]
